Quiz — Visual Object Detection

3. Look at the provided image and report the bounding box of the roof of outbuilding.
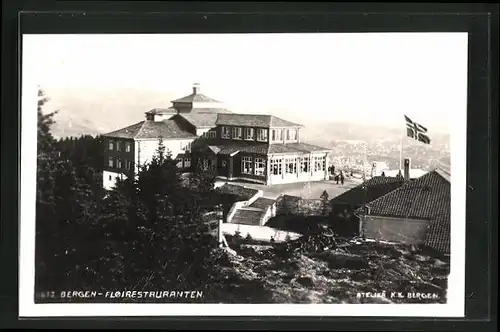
[330,176,405,206]
[357,169,451,253]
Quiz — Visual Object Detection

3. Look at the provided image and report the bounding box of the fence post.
[216,204,224,248]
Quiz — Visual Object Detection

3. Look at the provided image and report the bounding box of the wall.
[276,195,331,216]
[102,170,127,190]
[267,152,329,185]
[221,223,301,242]
[135,138,195,167]
[103,137,135,174]
[361,215,430,245]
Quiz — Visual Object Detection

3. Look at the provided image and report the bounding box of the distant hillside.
[41,87,450,146]
[43,87,178,138]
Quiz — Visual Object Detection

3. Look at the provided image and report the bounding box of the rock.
[296,276,315,287]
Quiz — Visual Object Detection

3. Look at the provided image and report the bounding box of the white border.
[19,33,467,318]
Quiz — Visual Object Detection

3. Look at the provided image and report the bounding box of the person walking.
[340,171,345,185]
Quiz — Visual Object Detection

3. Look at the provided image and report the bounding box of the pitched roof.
[268,142,331,154]
[197,141,330,156]
[102,121,145,139]
[103,120,197,140]
[172,93,221,104]
[330,176,405,206]
[360,169,451,253]
[216,113,302,128]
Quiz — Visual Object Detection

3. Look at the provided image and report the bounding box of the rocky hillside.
[204,234,449,304]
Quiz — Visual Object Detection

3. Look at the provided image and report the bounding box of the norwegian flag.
[405,115,431,144]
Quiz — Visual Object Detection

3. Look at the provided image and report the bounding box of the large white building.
[102,84,331,190]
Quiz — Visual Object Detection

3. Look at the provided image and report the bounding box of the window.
[181,141,192,151]
[285,157,297,174]
[300,156,310,173]
[108,157,114,167]
[232,127,243,139]
[109,175,112,181]
[270,158,282,175]
[116,158,123,169]
[201,158,210,171]
[244,128,255,140]
[116,141,121,151]
[176,158,183,168]
[125,160,132,169]
[209,131,216,138]
[221,160,227,167]
[271,129,283,142]
[287,129,297,141]
[254,158,266,176]
[125,142,131,152]
[202,132,208,138]
[184,158,191,168]
[314,155,325,172]
[108,140,114,151]
[242,156,253,174]
[221,126,230,139]
[257,129,268,142]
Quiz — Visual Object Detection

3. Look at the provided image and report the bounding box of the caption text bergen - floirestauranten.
[41,290,204,299]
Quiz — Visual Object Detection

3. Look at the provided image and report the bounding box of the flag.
[404,115,431,144]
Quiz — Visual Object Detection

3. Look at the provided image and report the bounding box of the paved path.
[217,179,358,200]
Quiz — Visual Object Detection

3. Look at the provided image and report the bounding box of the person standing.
[340,171,345,185]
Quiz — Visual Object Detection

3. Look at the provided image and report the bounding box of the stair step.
[231,209,265,226]
[249,197,276,209]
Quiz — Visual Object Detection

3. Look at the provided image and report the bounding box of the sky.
[23,33,468,133]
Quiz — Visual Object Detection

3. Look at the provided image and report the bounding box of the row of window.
[219,126,298,143]
[271,128,297,142]
[269,156,325,176]
[241,157,266,176]
[220,127,269,141]
[108,140,132,152]
[175,158,192,168]
[201,131,217,139]
[108,157,133,169]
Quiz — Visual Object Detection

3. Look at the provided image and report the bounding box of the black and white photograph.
[20,32,467,317]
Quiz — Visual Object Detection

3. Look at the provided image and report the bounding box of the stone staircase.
[231,207,266,226]
[229,197,277,226]
[249,197,276,210]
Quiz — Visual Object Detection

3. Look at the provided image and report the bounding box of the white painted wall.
[135,138,195,167]
[103,170,127,190]
[221,223,301,242]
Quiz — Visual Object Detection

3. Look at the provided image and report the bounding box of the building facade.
[102,84,331,189]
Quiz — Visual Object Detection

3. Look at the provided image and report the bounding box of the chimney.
[403,157,411,181]
[192,83,200,95]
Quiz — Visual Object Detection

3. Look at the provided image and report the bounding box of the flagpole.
[399,136,403,171]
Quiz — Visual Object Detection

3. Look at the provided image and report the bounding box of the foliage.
[35,105,220,298]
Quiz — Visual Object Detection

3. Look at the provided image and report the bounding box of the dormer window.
[232,127,242,140]
[221,126,230,139]
[271,129,283,142]
[244,128,255,140]
[287,129,297,141]
[257,129,268,142]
